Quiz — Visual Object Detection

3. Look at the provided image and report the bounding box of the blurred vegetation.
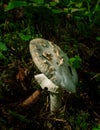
[0,0,100,130]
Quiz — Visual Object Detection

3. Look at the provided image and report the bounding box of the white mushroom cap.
[29,38,78,93]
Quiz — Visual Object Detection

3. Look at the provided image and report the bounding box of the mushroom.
[29,38,78,112]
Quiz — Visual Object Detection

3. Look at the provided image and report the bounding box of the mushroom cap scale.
[29,38,78,93]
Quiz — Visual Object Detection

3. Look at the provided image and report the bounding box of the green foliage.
[49,2,57,7]
[0,42,7,59]
[64,0,100,36]
[69,55,82,69]
[69,111,89,130]
[18,33,32,41]
[8,110,30,123]
[51,8,63,14]
[5,0,100,34]
[30,0,44,4]
[96,36,100,41]
[18,27,32,41]
[5,1,28,11]
[92,124,100,130]
[48,0,100,36]
[5,0,45,12]
[0,42,7,51]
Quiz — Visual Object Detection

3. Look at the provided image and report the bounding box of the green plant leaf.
[96,36,100,41]
[5,1,27,11]
[0,52,5,59]
[75,2,82,8]
[92,124,100,130]
[71,8,86,13]
[49,2,57,7]
[8,110,30,123]
[94,5,100,13]
[63,8,69,13]
[52,9,63,13]
[69,55,82,69]
[0,42,7,51]
[31,0,44,4]
[18,33,32,41]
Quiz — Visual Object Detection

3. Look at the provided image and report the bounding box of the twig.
[21,90,41,107]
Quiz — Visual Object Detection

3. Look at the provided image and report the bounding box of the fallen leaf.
[16,67,26,81]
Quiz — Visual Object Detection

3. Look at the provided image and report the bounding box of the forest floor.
[0,2,100,130]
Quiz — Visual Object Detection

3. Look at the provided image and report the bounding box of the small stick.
[21,90,41,107]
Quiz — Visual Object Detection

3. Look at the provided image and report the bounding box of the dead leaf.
[16,67,26,81]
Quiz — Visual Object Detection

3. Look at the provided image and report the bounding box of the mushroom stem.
[50,92,62,112]
[34,73,61,112]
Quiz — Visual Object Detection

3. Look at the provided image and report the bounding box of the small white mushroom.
[29,38,78,112]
